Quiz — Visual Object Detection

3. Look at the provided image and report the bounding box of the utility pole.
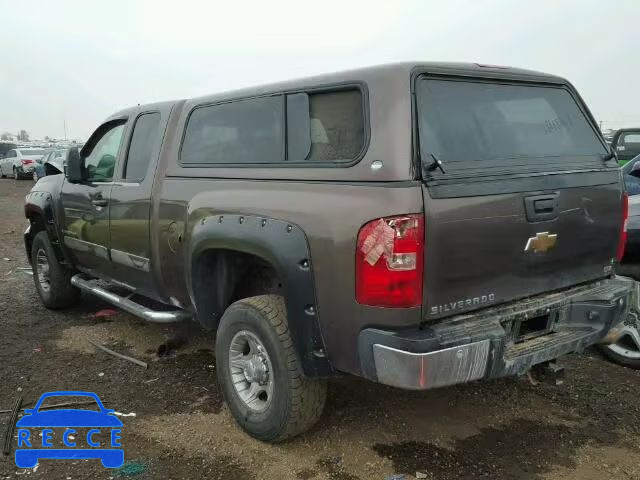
[64,119,67,140]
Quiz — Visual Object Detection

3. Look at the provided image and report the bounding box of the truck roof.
[109,61,567,119]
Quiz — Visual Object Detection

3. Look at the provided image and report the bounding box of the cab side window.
[123,112,161,181]
[84,123,126,182]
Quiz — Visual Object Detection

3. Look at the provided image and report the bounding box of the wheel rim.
[607,313,640,359]
[13,169,18,180]
[605,281,640,360]
[228,330,274,412]
[35,248,51,293]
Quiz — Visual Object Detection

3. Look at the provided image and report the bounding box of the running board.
[70,274,191,323]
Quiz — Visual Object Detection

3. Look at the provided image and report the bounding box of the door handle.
[91,198,108,207]
[524,193,559,222]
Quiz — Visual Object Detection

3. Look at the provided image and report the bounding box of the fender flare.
[188,214,332,377]
[24,190,68,266]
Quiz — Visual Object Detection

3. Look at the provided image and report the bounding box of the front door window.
[84,124,126,182]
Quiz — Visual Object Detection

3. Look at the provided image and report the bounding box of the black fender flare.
[188,214,332,377]
[24,190,68,265]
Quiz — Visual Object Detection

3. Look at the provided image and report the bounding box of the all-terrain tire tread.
[31,231,80,309]
[236,295,327,441]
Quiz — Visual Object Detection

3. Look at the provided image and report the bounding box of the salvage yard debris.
[0,399,97,415]
[87,338,148,368]
[2,395,23,455]
[91,308,118,318]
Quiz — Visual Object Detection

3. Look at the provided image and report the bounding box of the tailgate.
[422,180,622,318]
[415,73,623,319]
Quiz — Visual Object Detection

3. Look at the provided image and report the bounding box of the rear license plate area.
[513,312,555,343]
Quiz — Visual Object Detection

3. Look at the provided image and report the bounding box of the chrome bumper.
[373,340,490,390]
[359,276,634,390]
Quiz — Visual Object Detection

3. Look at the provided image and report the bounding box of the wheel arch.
[24,193,57,265]
[187,214,332,377]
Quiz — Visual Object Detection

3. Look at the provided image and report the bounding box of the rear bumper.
[358,276,633,390]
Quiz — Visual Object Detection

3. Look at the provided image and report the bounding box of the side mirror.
[65,147,84,183]
[630,162,640,177]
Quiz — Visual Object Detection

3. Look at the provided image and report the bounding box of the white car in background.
[0,148,46,179]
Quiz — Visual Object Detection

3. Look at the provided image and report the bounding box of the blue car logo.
[15,391,124,468]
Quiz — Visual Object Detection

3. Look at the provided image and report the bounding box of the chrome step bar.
[71,274,191,323]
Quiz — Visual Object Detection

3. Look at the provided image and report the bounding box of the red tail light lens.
[617,192,629,262]
[21,159,33,165]
[356,214,424,307]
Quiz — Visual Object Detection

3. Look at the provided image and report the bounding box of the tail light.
[617,192,629,262]
[21,159,33,165]
[356,214,424,307]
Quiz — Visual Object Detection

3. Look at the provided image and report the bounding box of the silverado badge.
[524,232,557,253]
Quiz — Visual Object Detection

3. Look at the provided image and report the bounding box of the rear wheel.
[216,295,327,442]
[31,231,80,309]
[13,167,19,180]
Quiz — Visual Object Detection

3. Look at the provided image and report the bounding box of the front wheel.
[216,295,327,442]
[31,231,81,309]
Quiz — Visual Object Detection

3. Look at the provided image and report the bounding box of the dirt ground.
[1,179,640,480]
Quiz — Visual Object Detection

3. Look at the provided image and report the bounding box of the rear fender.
[188,214,332,377]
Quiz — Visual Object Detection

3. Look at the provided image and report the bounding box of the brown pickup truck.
[24,62,633,441]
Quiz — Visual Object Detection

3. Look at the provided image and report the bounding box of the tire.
[216,295,327,442]
[31,231,81,309]
[598,280,640,369]
[599,310,640,369]
[13,167,19,180]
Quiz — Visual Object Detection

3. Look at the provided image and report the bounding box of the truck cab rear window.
[417,79,606,168]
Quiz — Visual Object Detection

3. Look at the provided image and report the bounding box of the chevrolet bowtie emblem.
[524,232,557,253]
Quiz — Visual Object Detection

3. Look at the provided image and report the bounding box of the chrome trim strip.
[63,236,109,260]
[70,275,190,323]
[110,248,150,272]
[372,340,490,390]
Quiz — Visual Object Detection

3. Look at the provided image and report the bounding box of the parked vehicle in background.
[23,62,633,441]
[33,148,69,182]
[0,148,45,179]
[622,155,640,196]
[604,153,640,368]
[0,142,17,159]
[611,128,640,165]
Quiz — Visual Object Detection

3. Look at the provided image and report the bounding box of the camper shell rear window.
[416,77,607,177]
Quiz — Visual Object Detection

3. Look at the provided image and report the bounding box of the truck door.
[108,106,170,297]
[60,120,127,275]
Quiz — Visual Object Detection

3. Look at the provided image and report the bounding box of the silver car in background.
[0,148,46,179]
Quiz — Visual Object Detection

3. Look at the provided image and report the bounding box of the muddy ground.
[1,179,640,480]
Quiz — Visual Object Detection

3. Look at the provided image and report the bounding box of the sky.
[0,0,639,140]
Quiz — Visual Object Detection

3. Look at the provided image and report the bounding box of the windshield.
[417,79,606,167]
[19,149,45,155]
